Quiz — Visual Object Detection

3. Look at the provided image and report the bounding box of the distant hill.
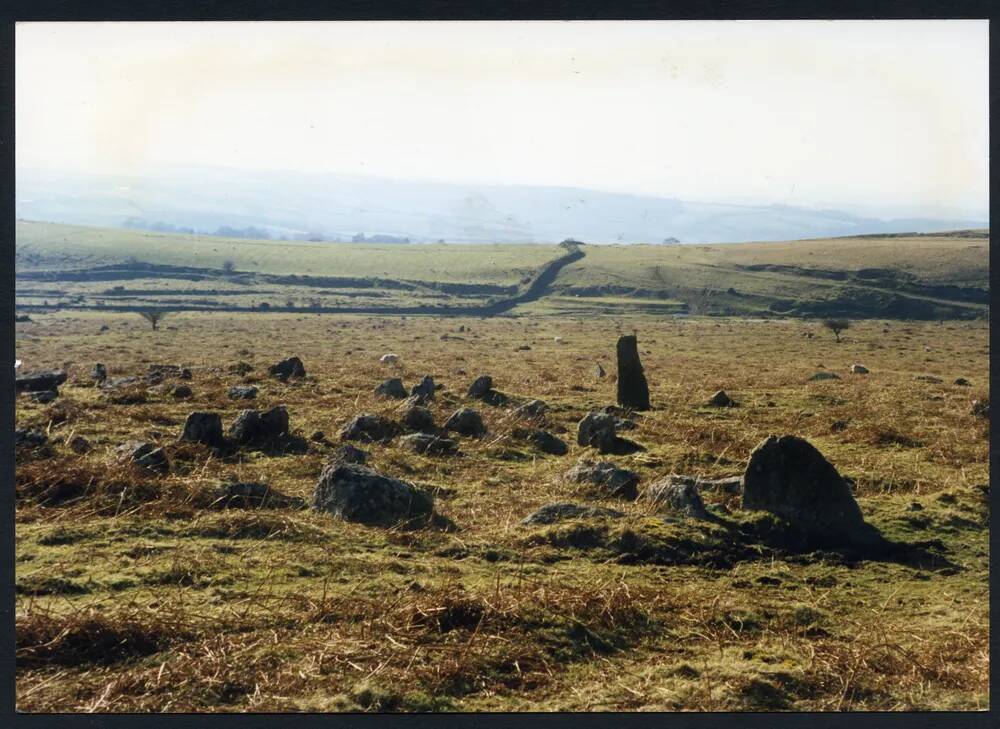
[14,220,988,320]
[16,166,988,245]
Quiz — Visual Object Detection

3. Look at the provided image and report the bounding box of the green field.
[15,220,990,319]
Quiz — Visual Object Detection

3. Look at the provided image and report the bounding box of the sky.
[16,20,990,217]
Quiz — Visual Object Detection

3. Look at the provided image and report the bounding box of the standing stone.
[646,476,710,519]
[91,363,108,384]
[616,335,650,411]
[742,435,868,545]
[444,408,486,437]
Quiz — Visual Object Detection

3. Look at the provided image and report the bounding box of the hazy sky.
[16,20,989,216]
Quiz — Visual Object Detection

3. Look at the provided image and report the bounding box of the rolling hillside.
[14,221,989,319]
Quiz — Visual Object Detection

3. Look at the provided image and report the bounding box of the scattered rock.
[340,413,399,443]
[646,476,710,519]
[954,377,971,386]
[179,412,224,446]
[707,390,737,407]
[229,406,290,445]
[616,334,650,411]
[15,429,48,449]
[312,462,435,526]
[467,375,493,399]
[516,428,568,456]
[269,356,306,381]
[513,399,548,419]
[380,353,400,364]
[577,411,617,451]
[374,378,408,399]
[564,459,639,498]
[228,385,258,400]
[16,370,68,393]
[914,375,943,384]
[830,420,849,433]
[172,385,193,399]
[402,404,436,433]
[444,408,486,437]
[400,432,459,455]
[594,362,606,379]
[30,390,58,404]
[576,411,642,454]
[68,435,91,454]
[228,361,254,376]
[116,440,169,474]
[515,345,531,351]
[180,368,192,380]
[212,481,303,509]
[310,431,326,443]
[90,363,107,384]
[850,364,870,375]
[330,443,370,465]
[808,372,840,382]
[742,435,870,547]
[410,375,436,404]
[521,502,625,526]
[971,399,989,419]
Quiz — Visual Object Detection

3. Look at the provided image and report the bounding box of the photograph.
[12,19,989,712]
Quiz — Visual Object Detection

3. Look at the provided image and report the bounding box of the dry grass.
[13,311,989,712]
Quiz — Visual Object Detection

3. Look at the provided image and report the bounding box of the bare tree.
[822,319,850,343]
[138,310,170,331]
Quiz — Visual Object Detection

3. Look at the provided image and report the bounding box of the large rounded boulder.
[312,462,434,526]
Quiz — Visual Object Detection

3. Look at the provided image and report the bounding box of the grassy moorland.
[15,221,989,319]
[14,310,989,712]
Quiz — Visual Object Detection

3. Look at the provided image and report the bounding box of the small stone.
[646,476,710,519]
[228,385,258,400]
[521,502,625,526]
[954,377,971,386]
[15,429,48,448]
[914,375,943,384]
[310,431,326,442]
[564,459,639,499]
[172,385,193,399]
[513,399,548,419]
[330,443,370,465]
[213,482,303,509]
[400,432,459,455]
[444,408,486,437]
[16,370,68,393]
[402,405,436,433]
[116,440,169,474]
[850,364,869,374]
[91,363,108,383]
[68,435,91,454]
[179,412,224,446]
[466,375,493,399]
[971,399,989,419]
[30,390,58,404]
[375,378,408,399]
[269,356,306,381]
[707,390,737,407]
[340,413,398,443]
[410,375,436,404]
[516,428,568,456]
